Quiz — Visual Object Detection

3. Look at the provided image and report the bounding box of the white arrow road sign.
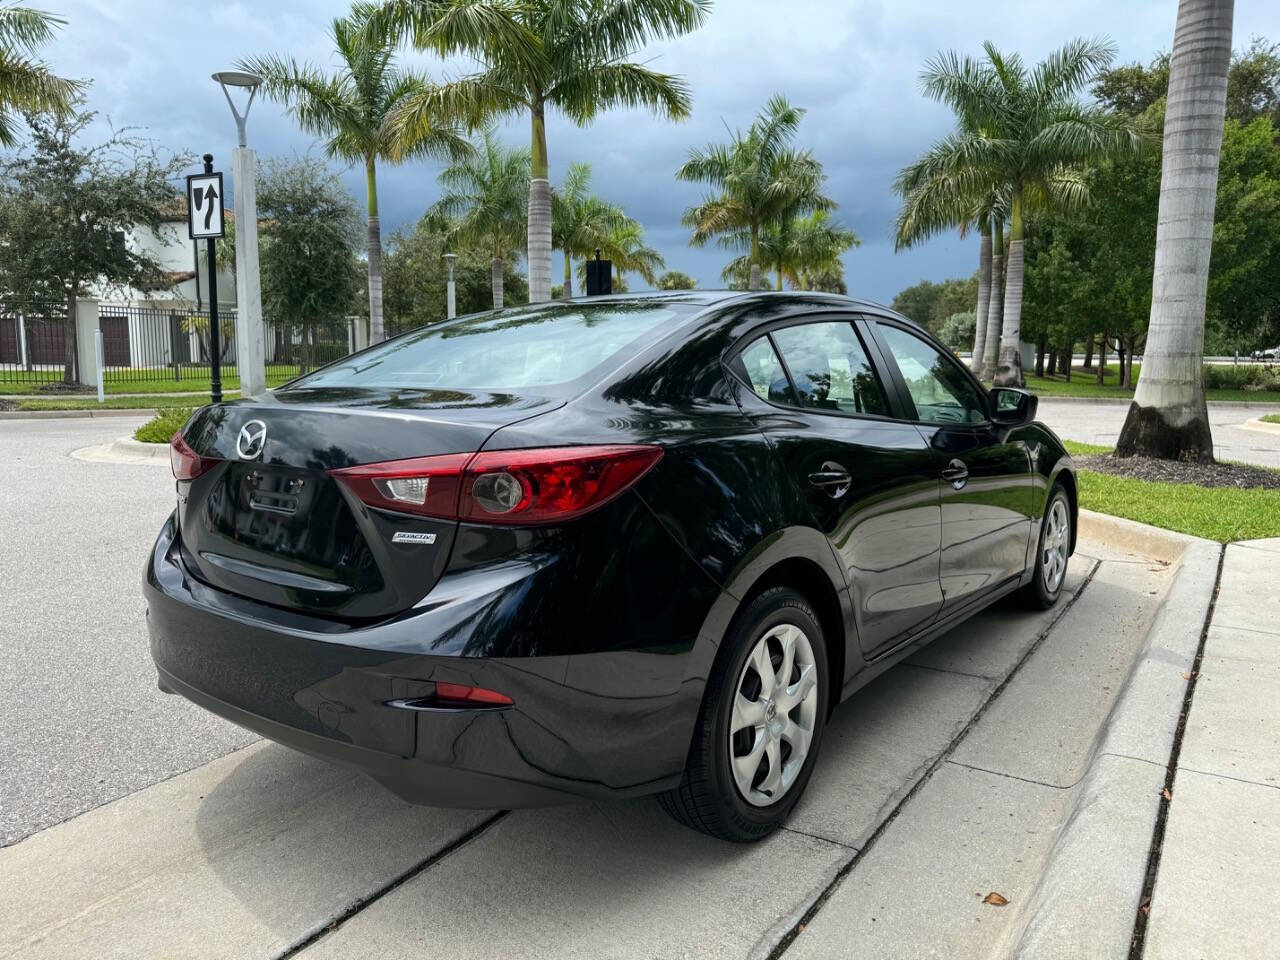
[186,171,225,239]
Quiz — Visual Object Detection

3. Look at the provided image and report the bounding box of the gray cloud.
[37,0,1280,303]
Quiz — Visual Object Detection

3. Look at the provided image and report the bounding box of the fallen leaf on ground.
[1163,788,1173,801]
[983,892,1010,906]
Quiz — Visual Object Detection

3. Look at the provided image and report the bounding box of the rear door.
[730,316,943,656]
[864,318,1034,615]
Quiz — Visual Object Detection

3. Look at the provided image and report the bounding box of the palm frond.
[550,60,692,122]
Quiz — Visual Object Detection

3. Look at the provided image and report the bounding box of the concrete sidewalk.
[1145,537,1280,958]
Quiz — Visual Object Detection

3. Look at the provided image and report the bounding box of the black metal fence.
[0,301,74,385]
[94,306,359,388]
[2,300,363,391]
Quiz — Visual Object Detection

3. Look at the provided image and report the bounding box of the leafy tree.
[1116,0,1234,462]
[240,12,469,345]
[429,126,529,309]
[255,156,363,372]
[937,312,977,351]
[678,94,833,291]
[721,209,857,291]
[890,275,978,335]
[371,0,708,304]
[912,38,1147,386]
[0,106,189,381]
[383,213,527,330]
[0,5,80,146]
[657,270,696,290]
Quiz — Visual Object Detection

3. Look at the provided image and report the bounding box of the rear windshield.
[289,302,695,392]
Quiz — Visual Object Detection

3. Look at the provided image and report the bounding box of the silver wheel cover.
[1042,497,1070,593]
[727,623,820,807]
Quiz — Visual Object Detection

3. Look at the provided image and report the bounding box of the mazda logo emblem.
[236,420,267,460]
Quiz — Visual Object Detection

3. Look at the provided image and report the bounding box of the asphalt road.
[1038,398,1280,467]
[0,416,256,846]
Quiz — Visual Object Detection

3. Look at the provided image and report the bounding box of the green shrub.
[134,408,194,444]
[1202,364,1280,391]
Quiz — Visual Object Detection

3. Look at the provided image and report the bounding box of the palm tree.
[430,127,529,309]
[552,162,627,298]
[370,0,708,304]
[240,14,470,343]
[0,5,80,146]
[678,94,833,291]
[1116,0,1233,461]
[912,39,1146,385]
[788,211,858,290]
[722,210,857,291]
[589,218,665,290]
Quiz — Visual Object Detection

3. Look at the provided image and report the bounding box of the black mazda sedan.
[146,291,1076,841]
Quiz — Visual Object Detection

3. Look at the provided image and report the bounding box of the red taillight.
[329,453,472,520]
[328,445,662,526]
[433,682,513,707]
[460,445,663,524]
[170,431,220,481]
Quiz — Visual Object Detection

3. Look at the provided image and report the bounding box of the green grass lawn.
[1025,363,1280,403]
[1262,414,1280,424]
[12,394,229,411]
[0,366,297,396]
[1062,440,1280,542]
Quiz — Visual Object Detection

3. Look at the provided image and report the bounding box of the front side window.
[771,322,889,416]
[877,324,987,424]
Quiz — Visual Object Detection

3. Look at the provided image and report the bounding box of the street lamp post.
[213,70,266,398]
[444,253,458,320]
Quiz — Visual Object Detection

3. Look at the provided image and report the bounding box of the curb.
[70,435,170,465]
[1239,416,1280,435]
[1012,511,1220,957]
[0,408,162,420]
[1034,395,1280,407]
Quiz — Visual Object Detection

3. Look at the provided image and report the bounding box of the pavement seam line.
[899,661,992,681]
[1127,543,1227,960]
[273,810,509,959]
[944,759,1079,791]
[762,561,1102,960]
[777,824,858,850]
[1173,765,1280,793]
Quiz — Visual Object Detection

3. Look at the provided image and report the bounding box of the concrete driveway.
[1037,398,1280,467]
[0,417,1198,959]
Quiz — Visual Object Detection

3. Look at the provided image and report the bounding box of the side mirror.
[990,387,1038,426]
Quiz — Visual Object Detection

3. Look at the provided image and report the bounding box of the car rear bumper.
[144,514,695,807]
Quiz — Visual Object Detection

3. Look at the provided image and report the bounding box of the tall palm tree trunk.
[994,189,1025,386]
[748,226,762,291]
[527,103,553,303]
[971,228,992,374]
[981,220,1004,381]
[1116,0,1232,461]
[562,252,574,299]
[365,157,386,343]
[491,256,504,310]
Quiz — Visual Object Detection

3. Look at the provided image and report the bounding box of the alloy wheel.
[727,623,820,807]
[1042,497,1070,593]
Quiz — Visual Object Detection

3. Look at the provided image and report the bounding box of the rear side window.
[771,322,889,416]
[289,302,695,392]
[736,337,793,403]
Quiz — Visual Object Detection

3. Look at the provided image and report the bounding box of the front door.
[731,318,944,656]
[867,320,1034,614]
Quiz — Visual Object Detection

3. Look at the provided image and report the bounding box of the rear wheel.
[659,587,829,842]
[1022,484,1072,609]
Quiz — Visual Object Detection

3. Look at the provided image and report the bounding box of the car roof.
[560,289,916,324]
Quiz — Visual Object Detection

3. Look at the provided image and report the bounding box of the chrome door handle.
[808,461,852,498]
[941,458,969,487]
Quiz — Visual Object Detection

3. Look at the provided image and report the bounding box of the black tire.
[1021,483,1072,609]
[659,586,829,842]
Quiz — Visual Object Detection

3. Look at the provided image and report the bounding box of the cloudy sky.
[36,0,1280,302]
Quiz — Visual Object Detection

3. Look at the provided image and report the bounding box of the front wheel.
[1022,484,1072,609]
[659,587,829,842]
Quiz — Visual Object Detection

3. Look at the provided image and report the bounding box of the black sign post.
[187,154,226,404]
[585,247,612,297]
